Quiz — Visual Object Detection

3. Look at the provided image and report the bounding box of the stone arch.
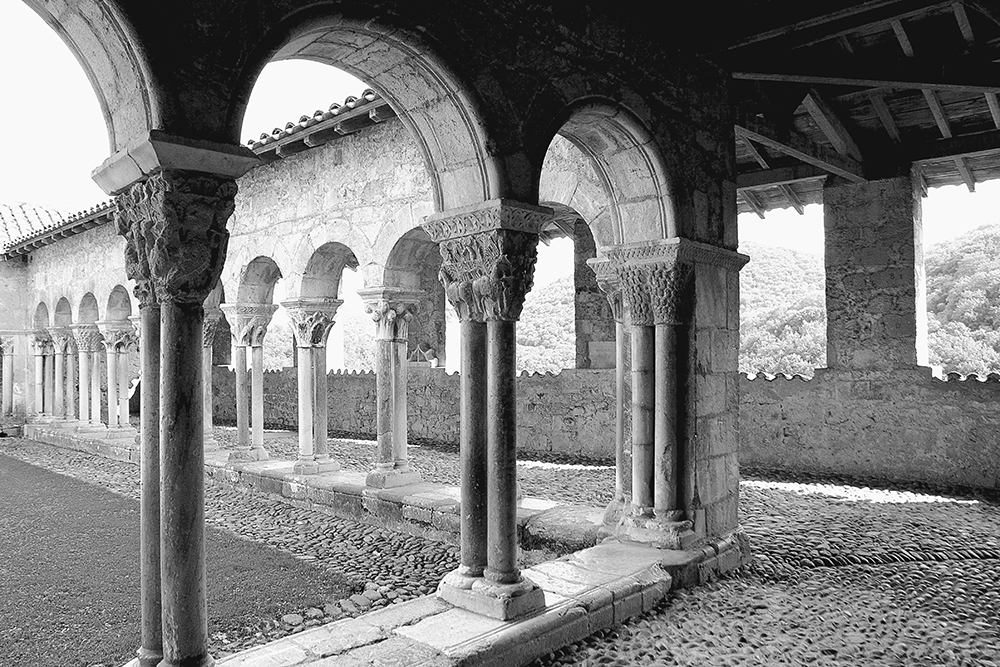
[78,293,100,324]
[382,228,446,365]
[242,11,509,211]
[237,256,283,304]
[540,99,676,245]
[299,242,359,300]
[53,298,73,328]
[106,285,133,322]
[33,302,50,330]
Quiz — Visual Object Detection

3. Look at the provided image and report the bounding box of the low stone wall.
[212,366,623,458]
[739,367,1000,490]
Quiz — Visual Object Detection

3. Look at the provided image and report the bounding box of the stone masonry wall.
[213,366,623,458]
[740,368,1000,490]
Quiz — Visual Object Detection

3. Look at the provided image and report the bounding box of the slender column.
[138,303,162,667]
[106,343,120,427]
[33,335,47,416]
[119,348,132,428]
[1,335,14,416]
[425,199,549,620]
[44,345,56,416]
[65,344,76,421]
[459,319,488,577]
[51,334,66,419]
[202,309,222,451]
[621,265,655,512]
[360,290,421,488]
[71,325,102,429]
[116,167,240,667]
[77,347,90,421]
[284,298,340,474]
[90,348,102,425]
[221,303,276,461]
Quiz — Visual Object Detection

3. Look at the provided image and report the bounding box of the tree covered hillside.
[518,275,575,373]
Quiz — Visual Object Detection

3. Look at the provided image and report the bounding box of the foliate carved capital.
[33,331,53,354]
[70,324,103,352]
[97,321,137,352]
[358,289,420,342]
[0,333,15,354]
[647,265,690,325]
[116,169,236,306]
[618,265,653,326]
[47,328,74,353]
[203,308,223,348]
[220,303,278,347]
[587,258,625,323]
[282,299,342,348]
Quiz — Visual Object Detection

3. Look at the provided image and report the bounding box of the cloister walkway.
[2,435,998,666]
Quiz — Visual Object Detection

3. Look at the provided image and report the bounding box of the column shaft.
[202,346,214,447]
[66,352,76,420]
[653,324,679,515]
[2,353,13,416]
[294,345,317,474]
[90,351,101,424]
[460,320,488,577]
[312,348,330,463]
[138,305,162,667]
[107,349,120,427]
[234,345,249,449]
[614,320,627,498]
[251,345,264,454]
[78,351,90,421]
[54,351,64,418]
[119,350,131,427]
[631,325,655,509]
[392,338,409,465]
[44,352,55,415]
[34,351,43,414]
[159,302,210,666]
[485,320,519,585]
[374,338,394,468]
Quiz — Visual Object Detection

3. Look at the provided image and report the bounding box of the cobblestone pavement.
[4,433,1000,665]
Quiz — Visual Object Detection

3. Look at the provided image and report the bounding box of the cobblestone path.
[4,434,999,666]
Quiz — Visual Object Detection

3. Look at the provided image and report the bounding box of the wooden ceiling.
[715,0,1000,216]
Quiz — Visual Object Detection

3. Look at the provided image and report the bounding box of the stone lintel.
[604,237,749,273]
[92,130,261,196]
[221,303,279,347]
[421,198,553,242]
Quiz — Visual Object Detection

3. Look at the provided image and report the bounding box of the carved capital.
[358,289,420,342]
[97,320,137,352]
[33,331,53,354]
[647,265,690,325]
[203,307,223,348]
[422,198,552,242]
[220,303,278,347]
[0,332,15,354]
[281,299,342,348]
[47,328,74,353]
[618,265,653,326]
[116,169,236,305]
[70,324,103,353]
[587,258,625,323]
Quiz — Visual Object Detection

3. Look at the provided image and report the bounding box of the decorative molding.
[115,169,236,305]
[604,237,749,273]
[221,303,278,347]
[70,324,103,352]
[422,198,552,242]
[281,298,343,348]
[203,307,223,348]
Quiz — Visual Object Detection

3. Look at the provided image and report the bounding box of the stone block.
[612,590,643,624]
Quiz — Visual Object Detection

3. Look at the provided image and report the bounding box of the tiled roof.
[0,202,67,249]
[2,201,113,259]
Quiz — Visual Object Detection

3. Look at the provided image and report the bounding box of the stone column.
[359,289,422,488]
[220,304,276,461]
[118,330,136,429]
[1,334,14,416]
[589,259,629,521]
[116,167,240,667]
[824,173,926,370]
[620,265,655,513]
[65,340,76,422]
[32,333,49,417]
[98,321,133,428]
[90,346,102,426]
[71,324,104,429]
[49,329,69,420]
[425,199,549,621]
[283,298,341,474]
[44,340,56,417]
[202,308,222,451]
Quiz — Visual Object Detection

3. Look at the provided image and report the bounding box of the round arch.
[106,285,133,321]
[237,256,283,304]
[79,293,100,324]
[54,297,73,327]
[33,302,50,330]
[298,242,359,300]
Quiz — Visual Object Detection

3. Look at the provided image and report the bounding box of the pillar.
[202,309,222,451]
[283,298,341,474]
[71,325,103,429]
[32,334,47,416]
[115,166,244,667]
[50,331,67,420]
[65,342,76,421]
[97,323,132,428]
[359,290,421,488]
[425,199,549,621]
[621,265,655,513]
[823,173,925,370]
[220,303,276,461]
[118,336,134,429]
[1,334,14,416]
[90,347,102,426]
[44,342,55,417]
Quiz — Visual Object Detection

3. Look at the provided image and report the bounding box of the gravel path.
[4,433,999,666]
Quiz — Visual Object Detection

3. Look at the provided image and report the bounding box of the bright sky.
[2,0,998,254]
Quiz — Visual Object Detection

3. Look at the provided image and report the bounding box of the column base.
[314,456,341,473]
[156,654,214,667]
[105,426,138,440]
[77,421,108,434]
[438,573,546,620]
[365,466,422,488]
[602,495,628,526]
[137,646,162,667]
[293,459,319,475]
[606,507,699,550]
[229,447,269,462]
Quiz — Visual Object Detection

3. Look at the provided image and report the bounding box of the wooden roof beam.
[740,191,767,219]
[869,92,902,142]
[803,88,864,160]
[910,128,1000,161]
[738,136,806,214]
[737,164,830,189]
[736,116,866,182]
[953,2,975,45]
[954,156,976,191]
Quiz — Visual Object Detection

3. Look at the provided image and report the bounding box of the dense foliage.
[517,275,575,373]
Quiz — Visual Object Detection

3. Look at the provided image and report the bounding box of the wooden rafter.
[986,93,1000,129]
[736,116,865,182]
[909,128,1000,161]
[869,92,902,142]
[737,164,829,189]
[802,88,864,160]
[738,136,806,214]
[953,2,975,44]
[739,190,767,219]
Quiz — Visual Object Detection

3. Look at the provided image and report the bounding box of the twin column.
[425,199,550,621]
[220,303,277,462]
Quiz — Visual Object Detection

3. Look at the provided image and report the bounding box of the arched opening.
[384,228,445,368]
[237,257,283,304]
[53,297,73,328]
[78,293,100,324]
[33,302,49,330]
[106,286,132,322]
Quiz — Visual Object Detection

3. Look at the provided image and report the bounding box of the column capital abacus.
[281,298,342,348]
[220,303,278,347]
[202,307,224,348]
[115,169,236,305]
[422,199,551,323]
[358,288,420,342]
[96,320,137,352]
[587,258,625,323]
[69,324,103,352]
